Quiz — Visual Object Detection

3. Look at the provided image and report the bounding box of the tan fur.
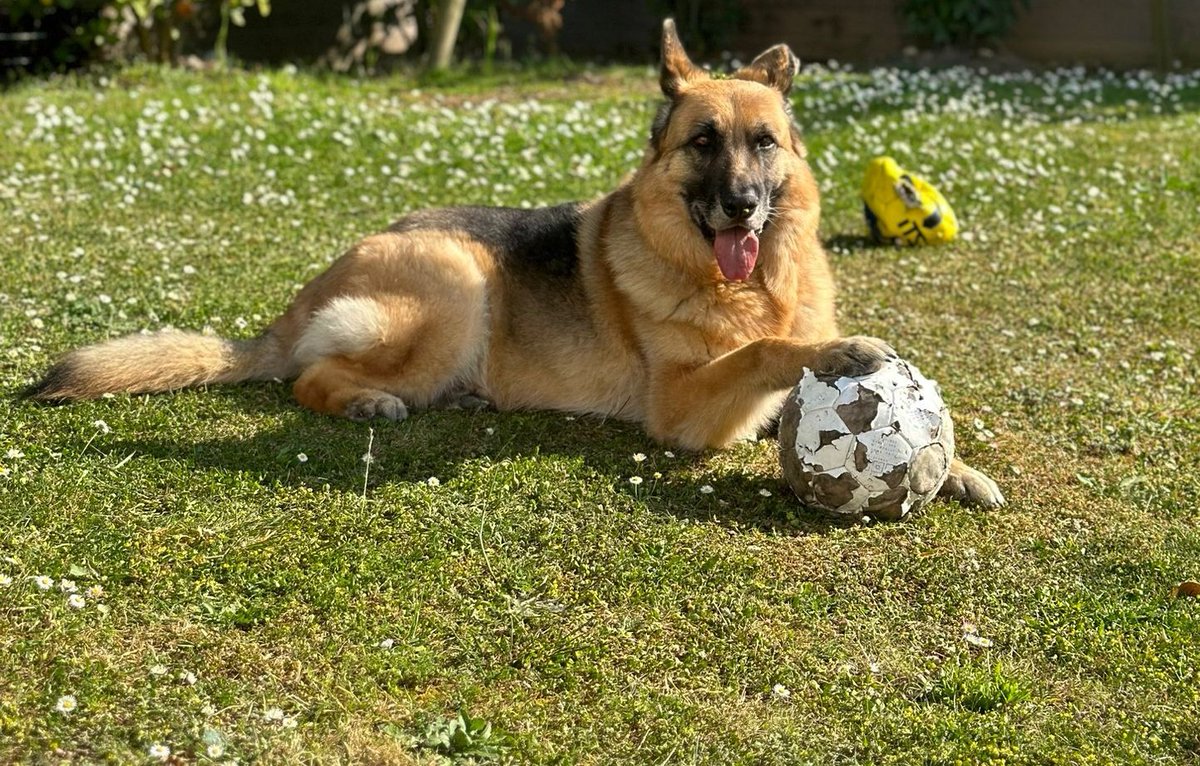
[27,330,288,400]
[28,20,1003,506]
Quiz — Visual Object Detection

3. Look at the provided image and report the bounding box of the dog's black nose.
[720,190,759,220]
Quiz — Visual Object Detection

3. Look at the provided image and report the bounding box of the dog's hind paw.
[448,393,492,411]
[939,459,1005,508]
[344,392,409,422]
[814,335,895,378]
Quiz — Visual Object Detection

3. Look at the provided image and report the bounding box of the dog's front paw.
[813,335,896,378]
[939,459,1005,508]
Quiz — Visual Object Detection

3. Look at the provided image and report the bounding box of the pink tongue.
[714,227,759,281]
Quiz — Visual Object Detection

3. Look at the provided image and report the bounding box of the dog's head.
[637,19,813,282]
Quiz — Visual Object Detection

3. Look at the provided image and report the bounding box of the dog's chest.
[652,283,789,362]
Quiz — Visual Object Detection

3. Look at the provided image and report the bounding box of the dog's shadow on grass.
[90,384,852,537]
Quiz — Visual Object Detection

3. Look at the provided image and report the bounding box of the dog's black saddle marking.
[390,203,582,280]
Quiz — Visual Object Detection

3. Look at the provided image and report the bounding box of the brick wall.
[733,0,1200,67]
[735,0,904,64]
[1006,0,1200,67]
[218,0,1200,68]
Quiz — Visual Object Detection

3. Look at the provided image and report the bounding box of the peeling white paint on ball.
[778,357,956,520]
[857,427,912,468]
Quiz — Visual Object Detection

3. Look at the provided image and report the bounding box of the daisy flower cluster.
[23,573,108,613]
[798,64,1200,240]
[626,451,676,498]
[2,74,651,241]
[4,65,1197,393]
[10,570,111,735]
[0,447,24,480]
[262,706,299,729]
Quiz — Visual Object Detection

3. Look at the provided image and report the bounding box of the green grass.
[1,62,1198,764]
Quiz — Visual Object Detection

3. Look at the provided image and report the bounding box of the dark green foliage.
[647,0,745,56]
[418,709,515,761]
[923,663,1033,713]
[901,0,1031,48]
[1,0,109,74]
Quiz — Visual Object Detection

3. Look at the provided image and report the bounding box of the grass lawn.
[1,61,1198,764]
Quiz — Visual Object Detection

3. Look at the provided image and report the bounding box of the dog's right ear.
[660,19,705,99]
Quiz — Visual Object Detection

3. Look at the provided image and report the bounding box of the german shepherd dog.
[27,21,1003,508]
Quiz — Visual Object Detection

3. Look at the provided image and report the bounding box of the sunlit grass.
[1,62,1198,763]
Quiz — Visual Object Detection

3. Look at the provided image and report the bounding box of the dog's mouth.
[692,212,764,282]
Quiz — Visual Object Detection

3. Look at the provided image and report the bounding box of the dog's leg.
[939,458,1005,508]
[278,231,491,422]
[293,357,412,421]
[647,335,894,450]
[289,277,488,422]
[291,291,486,421]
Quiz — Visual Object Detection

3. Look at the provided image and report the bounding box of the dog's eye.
[691,134,712,149]
[757,135,777,151]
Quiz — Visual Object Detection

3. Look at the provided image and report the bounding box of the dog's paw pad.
[344,392,408,422]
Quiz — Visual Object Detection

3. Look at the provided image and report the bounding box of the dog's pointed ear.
[734,43,800,96]
[660,18,704,99]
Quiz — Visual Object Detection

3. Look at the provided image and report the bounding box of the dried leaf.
[1170,580,1200,599]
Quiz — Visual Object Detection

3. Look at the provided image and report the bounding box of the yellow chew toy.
[861,157,958,245]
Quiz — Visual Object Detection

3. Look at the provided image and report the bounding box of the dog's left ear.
[734,44,800,96]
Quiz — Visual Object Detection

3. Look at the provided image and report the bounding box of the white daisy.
[33,575,53,590]
[964,633,995,648]
[55,694,78,714]
[628,476,643,486]
[67,594,86,609]
[699,485,715,495]
[148,743,170,760]
[296,453,308,463]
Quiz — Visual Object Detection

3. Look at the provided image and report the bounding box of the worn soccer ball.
[778,357,955,521]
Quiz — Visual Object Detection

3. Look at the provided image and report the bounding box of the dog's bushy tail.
[23,330,290,402]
